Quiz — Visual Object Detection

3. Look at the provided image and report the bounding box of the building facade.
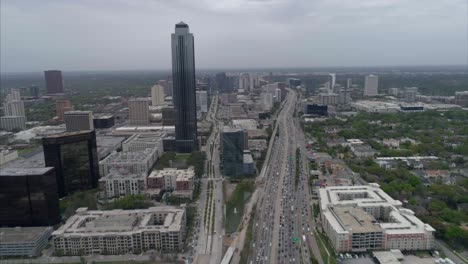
[0,227,53,257]
[52,206,186,255]
[0,116,26,131]
[64,111,94,131]
[42,130,100,197]
[151,85,165,106]
[56,100,74,122]
[221,127,246,177]
[99,148,158,176]
[128,98,150,126]
[172,22,198,153]
[364,75,379,96]
[98,169,147,199]
[319,184,435,253]
[44,70,64,94]
[0,168,60,226]
[196,90,208,113]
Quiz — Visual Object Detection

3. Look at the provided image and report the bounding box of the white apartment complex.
[99,148,158,176]
[128,98,150,126]
[98,169,147,199]
[52,206,186,255]
[319,183,435,253]
[122,133,164,158]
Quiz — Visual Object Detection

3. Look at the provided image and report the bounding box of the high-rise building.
[56,100,74,122]
[151,85,165,106]
[364,75,379,96]
[42,130,99,197]
[4,90,26,117]
[172,22,198,153]
[64,111,94,131]
[0,167,60,227]
[0,116,26,131]
[162,106,176,126]
[329,73,336,92]
[260,92,274,111]
[346,78,352,90]
[239,73,250,91]
[44,70,64,94]
[128,98,149,126]
[216,72,231,93]
[221,126,246,177]
[196,90,208,113]
[29,85,40,98]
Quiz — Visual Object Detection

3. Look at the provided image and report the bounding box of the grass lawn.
[314,230,337,264]
[225,180,255,233]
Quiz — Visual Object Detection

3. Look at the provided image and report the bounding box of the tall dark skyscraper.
[44,70,64,94]
[171,22,198,153]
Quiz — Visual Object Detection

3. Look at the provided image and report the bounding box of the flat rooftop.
[0,167,54,176]
[332,207,382,233]
[53,206,185,237]
[0,227,52,243]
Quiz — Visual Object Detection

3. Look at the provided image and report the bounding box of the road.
[249,89,324,264]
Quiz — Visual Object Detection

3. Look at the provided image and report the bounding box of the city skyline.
[1,0,467,72]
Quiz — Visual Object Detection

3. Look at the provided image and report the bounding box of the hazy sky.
[1,0,467,72]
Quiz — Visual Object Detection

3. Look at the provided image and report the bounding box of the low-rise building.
[99,148,158,176]
[147,167,195,199]
[99,169,147,199]
[0,227,53,257]
[52,206,186,255]
[243,150,255,175]
[0,148,18,165]
[319,184,435,253]
[350,144,376,158]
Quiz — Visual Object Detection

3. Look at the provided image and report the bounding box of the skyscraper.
[364,75,379,96]
[44,70,64,94]
[221,127,246,177]
[151,85,165,106]
[171,22,198,153]
[128,98,150,126]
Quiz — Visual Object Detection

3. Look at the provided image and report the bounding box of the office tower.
[196,91,208,113]
[29,85,40,98]
[329,73,336,91]
[128,98,150,126]
[56,100,74,122]
[239,73,250,91]
[346,78,352,90]
[249,75,259,91]
[44,70,64,94]
[364,75,379,96]
[151,85,165,106]
[260,92,274,111]
[216,72,229,93]
[42,130,99,197]
[0,167,60,226]
[0,116,26,130]
[4,90,25,117]
[171,22,198,153]
[166,80,174,97]
[221,126,246,177]
[455,91,468,107]
[274,88,282,103]
[64,111,94,131]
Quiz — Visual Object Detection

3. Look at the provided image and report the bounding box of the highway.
[250,89,324,264]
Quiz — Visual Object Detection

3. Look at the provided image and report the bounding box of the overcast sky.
[1,0,467,72]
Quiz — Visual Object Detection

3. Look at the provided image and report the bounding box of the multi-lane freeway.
[250,89,323,264]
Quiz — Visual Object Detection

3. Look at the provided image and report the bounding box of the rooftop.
[53,206,185,236]
[0,227,53,243]
[100,148,156,164]
[0,167,54,177]
[148,167,194,181]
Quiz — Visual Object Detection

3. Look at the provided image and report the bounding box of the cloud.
[1,0,466,72]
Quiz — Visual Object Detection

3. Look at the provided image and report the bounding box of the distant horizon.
[1,64,467,75]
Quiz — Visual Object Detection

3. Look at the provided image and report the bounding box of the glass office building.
[42,130,99,197]
[0,167,60,227]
